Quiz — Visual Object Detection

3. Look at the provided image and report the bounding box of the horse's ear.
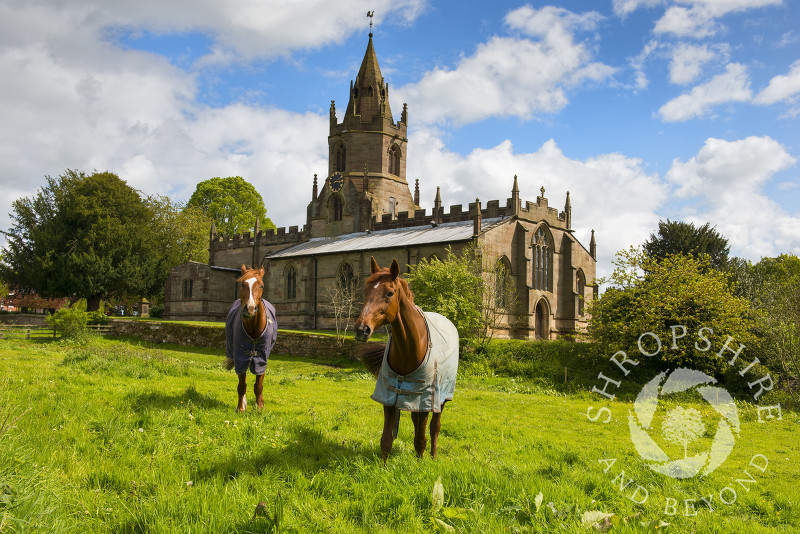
[240,264,247,275]
[370,256,380,274]
[258,266,265,277]
[390,259,400,280]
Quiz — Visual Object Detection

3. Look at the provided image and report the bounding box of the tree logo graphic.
[628,368,740,479]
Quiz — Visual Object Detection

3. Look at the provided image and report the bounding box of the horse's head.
[238,264,265,318]
[354,257,408,342]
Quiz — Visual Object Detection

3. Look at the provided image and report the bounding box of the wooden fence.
[0,324,114,340]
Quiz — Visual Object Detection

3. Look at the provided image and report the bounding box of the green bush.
[86,310,110,325]
[46,308,88,338]
[148,303,164,318]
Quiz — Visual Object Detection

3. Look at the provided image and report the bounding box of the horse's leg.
[411,411,430,458]
[254,373,265,410]
[237,373,247,412]
[380,406,399,462]
[429,408,443,458]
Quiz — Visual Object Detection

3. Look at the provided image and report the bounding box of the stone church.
[164,33,598,339]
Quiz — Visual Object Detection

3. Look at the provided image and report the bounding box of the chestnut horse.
[354,257,459,460]
[224,265,278,412]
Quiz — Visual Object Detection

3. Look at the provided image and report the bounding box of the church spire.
[345,32,392,121]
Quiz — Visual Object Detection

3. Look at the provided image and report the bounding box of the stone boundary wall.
[110,319,365,361]
[0,313,48,325]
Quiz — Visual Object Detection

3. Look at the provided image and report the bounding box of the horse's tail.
[359,343,385,378]
[222,357,235,371]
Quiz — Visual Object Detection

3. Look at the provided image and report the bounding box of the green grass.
[0,336,797,533]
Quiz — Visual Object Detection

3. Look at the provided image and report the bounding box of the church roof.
[266,217,507,259]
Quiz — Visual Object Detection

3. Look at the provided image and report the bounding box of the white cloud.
[0,1,334,239]
[654,0,782,38]
[394,6,614,126]
[668,43,718,84]
[754,60,800,105]
[666,136,799,258]
[658,63,751,121]
[613,0,665,17]
[629,39,663,91]
[408,131,666,281]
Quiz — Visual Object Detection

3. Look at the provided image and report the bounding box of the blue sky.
[1,0,798,280]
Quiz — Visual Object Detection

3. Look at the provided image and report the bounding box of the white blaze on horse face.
[374,283,380,289]
[244,277,257,311]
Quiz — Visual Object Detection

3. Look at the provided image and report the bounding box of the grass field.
[0,335,797,533]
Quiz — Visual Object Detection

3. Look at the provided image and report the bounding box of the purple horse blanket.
[225,299,277,375]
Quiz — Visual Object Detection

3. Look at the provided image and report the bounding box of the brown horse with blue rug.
[224,265,277,412]
[355,257,459,461]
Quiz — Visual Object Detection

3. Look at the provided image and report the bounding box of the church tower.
[326,32,416,224]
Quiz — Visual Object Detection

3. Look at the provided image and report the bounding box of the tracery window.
[532,227,552,292]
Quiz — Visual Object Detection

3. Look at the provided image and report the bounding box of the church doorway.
[535,300,549,340]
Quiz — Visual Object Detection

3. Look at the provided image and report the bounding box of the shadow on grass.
[193,423,376,483]
[128,386,225,411]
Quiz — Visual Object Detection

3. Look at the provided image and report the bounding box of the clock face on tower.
[330,172,344,192]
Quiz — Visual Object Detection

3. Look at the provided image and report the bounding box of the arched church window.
[332,196,343,222]
[532,227,552,292]
[335,145,346,172]
[388,145,401,176]
[337,262,356,292]
[287,266,297,300]
[576,270,585,316]
[495,257,512,310]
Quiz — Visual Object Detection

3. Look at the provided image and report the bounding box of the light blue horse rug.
[225,299,278,376]
[371,311,459,413]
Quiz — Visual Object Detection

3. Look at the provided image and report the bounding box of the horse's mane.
[365,269,415,305]
[360,268,415,377]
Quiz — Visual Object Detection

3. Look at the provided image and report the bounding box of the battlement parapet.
[367,193,568,233]
[211,225,309,251]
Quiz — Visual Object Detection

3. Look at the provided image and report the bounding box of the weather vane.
[367,11,374,35]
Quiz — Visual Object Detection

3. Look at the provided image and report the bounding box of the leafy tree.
[1,172,213,312]
[1,170,162,310]
[143,195,211,310]
[589,249,756,376]
[643,220,730,270]
[406,246,483,340]
[186,176,274,236]
[738,254,800,390]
